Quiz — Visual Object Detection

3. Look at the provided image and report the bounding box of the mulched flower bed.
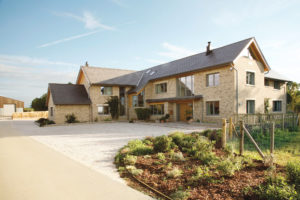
[119,151,284,200]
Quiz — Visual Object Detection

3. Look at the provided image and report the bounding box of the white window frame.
[246,99,255,114]
[100,86,113,96]
[246,71,255,86]
[272,100,282,112]
[206,73,220,87]
[97,104,110,115]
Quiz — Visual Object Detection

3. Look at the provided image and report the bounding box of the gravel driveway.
[12,120,215,182]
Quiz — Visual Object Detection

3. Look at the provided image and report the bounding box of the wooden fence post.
[270,122,275,155]
[282,114,285,130]
[222,118,227,148]
[229,117,233,139]
[239,120,244,155]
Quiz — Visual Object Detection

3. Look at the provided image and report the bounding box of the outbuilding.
[0,96,24,117]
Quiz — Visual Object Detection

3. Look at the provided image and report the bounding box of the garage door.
[3,104,16,116]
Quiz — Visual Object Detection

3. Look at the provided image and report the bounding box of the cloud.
[158,42,196,59]
[110,0,127,8]
[0,54,76,67]
[37,30,102,48]
[55,11,115,30]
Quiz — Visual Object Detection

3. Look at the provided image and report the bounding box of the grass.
[228,128,300,166]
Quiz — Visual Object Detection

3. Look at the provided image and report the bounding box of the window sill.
[206,85,219,88]
[98,114,110,116]
[206,115,220,117]
[245,84,255,87]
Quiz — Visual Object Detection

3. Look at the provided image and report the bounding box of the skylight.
[150,71,156,75]
[146,69,151,73]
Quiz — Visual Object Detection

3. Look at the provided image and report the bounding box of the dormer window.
[101,86,112,95]
[241,47,257,60]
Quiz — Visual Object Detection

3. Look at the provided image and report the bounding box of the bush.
[167,167,182,178]
[106,96,120,119]
[154,135,172,152]
[127,139,153,156]
[65,113,78,123]
[193,166,212,182]
[170,151,185,161]
[169,132,185,146]
[157,153,165,160]
[124,155,137,165]
[170,190,190,200]
[286,161,300,190]
[135,108,151,120]
[35,118,55,127]
[252,175,298,200]
[216,157,243,177]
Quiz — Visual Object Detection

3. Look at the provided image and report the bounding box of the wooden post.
[229,117,233,139]
[239,121,244,155]
[270,122,275,155]
[282,114,285,130]
[243,125,265,159]
[222,118,227,148]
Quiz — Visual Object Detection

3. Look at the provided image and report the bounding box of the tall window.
[273,101,282,112]
[274,81,280,90]
[98,105,110,115]
[50,107,53,117]
[246,100,255,114]
[177,75,194,97]
[155,83,167,94]
[264,79,270,86]
[206,101,219,116]
[246,72,255,85]
[119,87,125,116]
[132,91,144,107]
[150,104,164,115]
[101,87,112,95]
[206,73,220,87]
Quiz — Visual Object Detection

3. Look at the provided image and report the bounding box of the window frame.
[155,82,167,94]
[206,101,220,116]
[264,79,270,86]
[50,107,53,117]
[272,100,282,112]
[100,86,113,95]
[206,73,220,87]
[246,100,255,114]
[274,81,281,90]
[176,75,194,97]
[132,90,145,107]
[150,104,165,115]
[97,104,110,115]
[246,71,255,85]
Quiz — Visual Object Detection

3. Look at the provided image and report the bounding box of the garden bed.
[115,130,300,200]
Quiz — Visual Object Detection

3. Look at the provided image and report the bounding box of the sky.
[0,0,300,107]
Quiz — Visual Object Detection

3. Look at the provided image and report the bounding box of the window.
[155,83,167,94]
[274,81,280,89]
[119,87,125,116]
[206,101,220,116]
[50,107,53,117]
[273,101,282,112]
[265,79,270,86]
[241,48,257,60]
[246,72,255,85]
[246,100,255,114]
[132,91,144,107]
[101,87,112,95]
[177,75,194,97]
[206,73,220,87]
[98,105,110,115]
[150,104,164,115]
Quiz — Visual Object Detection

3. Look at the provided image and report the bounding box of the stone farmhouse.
[46,37,289,124]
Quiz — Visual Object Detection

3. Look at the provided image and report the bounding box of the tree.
[106,96,120,119]
[31,93,48,111]
[287,81,300,113]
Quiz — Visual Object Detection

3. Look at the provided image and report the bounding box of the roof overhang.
[146,95,203,103]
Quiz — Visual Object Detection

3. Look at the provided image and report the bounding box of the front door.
[178,103,193,121]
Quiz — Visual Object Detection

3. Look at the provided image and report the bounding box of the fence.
[232,113,299,131]
[12,111,48,119]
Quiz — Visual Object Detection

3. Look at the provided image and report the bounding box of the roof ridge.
[81,66,135,72]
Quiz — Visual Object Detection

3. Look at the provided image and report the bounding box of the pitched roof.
[264,70,290,82]
[49,83,91,105]
[99,37,260,93]
[79,66,135,84]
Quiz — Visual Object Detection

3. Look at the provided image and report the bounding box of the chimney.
[85,61,89,67]
[206,41,212,55]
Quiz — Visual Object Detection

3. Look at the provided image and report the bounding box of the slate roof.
[99,37,257,93]
[49,83,91,105]
[146,95,203,103]
[264,70,290,82]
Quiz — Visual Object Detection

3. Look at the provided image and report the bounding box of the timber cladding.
[0,96,24,108]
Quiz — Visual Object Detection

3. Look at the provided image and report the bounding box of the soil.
[119,150,284,200]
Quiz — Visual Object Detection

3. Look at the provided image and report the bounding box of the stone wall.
[53,105,90,124]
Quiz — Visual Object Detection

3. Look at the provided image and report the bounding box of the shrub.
[131,168,143,176]
[193,166,212,182]
[252,175,298,200]
[157,153,165,160]
[35,118,55,127]
[216,157,243,177]
[124,155,137,165]
[170,190,190,200]
[167,167,182,178]
[134,108,151,120]
[286,161,300,190]
[170,151,185,161]
[169,132,185,146]
[65,113,78,123]
[153,135,172,152]
[106,96,119,119]
[127,139,153,156]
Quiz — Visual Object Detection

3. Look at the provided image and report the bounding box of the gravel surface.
[12,120,215,183]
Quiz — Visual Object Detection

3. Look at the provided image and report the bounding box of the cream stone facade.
[47,38,289,124]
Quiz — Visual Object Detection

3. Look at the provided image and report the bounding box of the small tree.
[31,93,48,111]
[287,82,300,113]
[106,96,120,119]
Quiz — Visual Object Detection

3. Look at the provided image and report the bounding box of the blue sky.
[0,0,299,106]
